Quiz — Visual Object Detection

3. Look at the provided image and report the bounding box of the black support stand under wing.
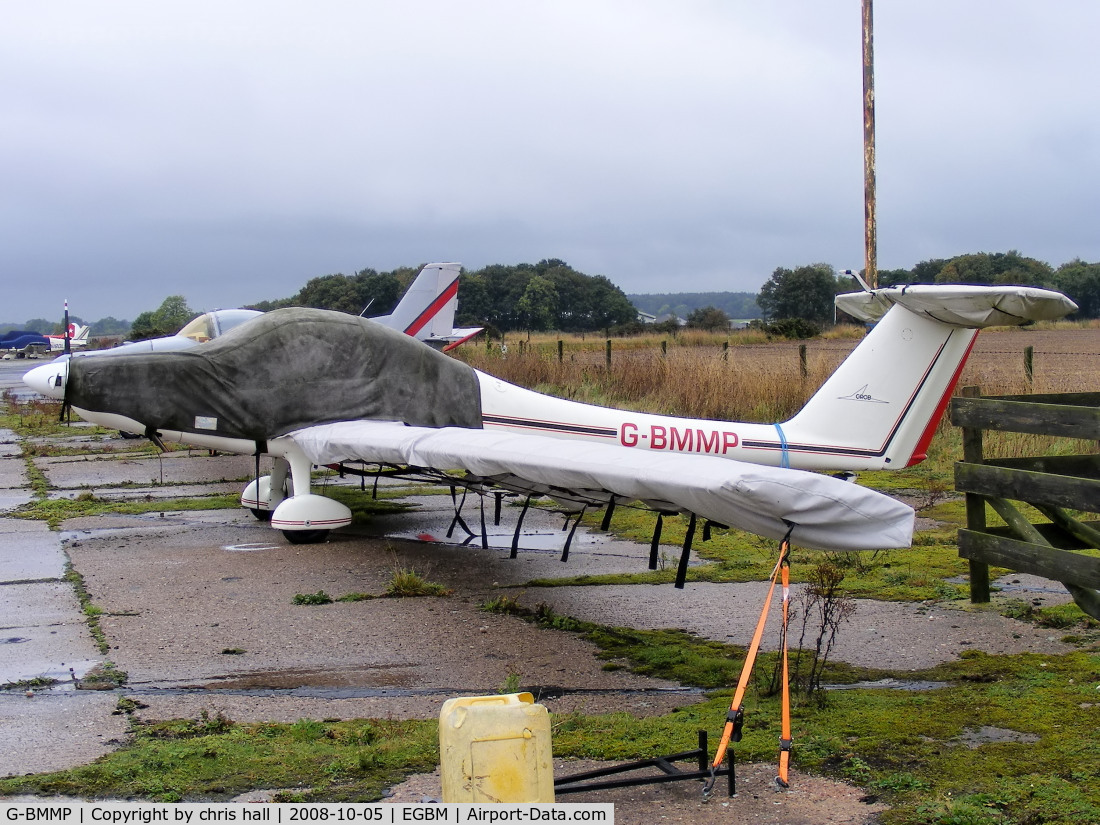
[554,730,734,797]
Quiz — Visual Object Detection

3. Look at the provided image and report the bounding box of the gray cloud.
[2,1,1098,323]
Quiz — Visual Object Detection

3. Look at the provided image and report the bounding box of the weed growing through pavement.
[383,567,452,598]
[500,671,521,694]
[293,591,334,605]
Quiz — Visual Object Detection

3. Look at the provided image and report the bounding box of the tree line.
[757,252,1100,328]
[8,250,1095,341]
[251,258,638,335]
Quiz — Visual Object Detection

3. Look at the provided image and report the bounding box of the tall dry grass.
[460,334,851,422]
[454,323,1100,427]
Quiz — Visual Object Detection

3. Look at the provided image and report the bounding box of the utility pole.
[862,0,877,289]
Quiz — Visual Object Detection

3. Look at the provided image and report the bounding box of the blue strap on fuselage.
[774,423,790,469]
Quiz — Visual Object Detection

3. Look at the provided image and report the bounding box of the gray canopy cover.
[65,308,483,441]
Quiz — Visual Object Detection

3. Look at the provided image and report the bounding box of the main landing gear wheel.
[250,508,273,522]
[282,529,329,544]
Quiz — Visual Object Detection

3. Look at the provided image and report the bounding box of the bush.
[753,317,823,339]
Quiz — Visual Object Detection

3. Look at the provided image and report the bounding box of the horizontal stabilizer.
[287,421,915,551]
[836,285,1078,328]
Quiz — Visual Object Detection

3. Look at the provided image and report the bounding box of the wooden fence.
[950,387,1100,616]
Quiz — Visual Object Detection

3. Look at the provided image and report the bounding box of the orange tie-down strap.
[703,533,792,799]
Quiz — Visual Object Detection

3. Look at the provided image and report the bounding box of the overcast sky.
[3,1,1098,324]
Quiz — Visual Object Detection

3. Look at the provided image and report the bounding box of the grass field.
[456,322,1100,422]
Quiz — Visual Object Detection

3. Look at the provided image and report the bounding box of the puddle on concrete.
[122,683,700,701]
[2,658,103,691]
[47,482,242,502]
[138,664,423,692]
[58,517,197,542]
[995,579,1070,596]
[824,678,950,692]
[386,527,598,554]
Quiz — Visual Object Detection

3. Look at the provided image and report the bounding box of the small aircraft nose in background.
[23,360,68,400]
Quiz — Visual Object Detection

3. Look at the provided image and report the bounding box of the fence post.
[1024,346,1034,390]
[661,340,667,357]
[558,340,563,363]
[605,339,612,368]
[799,344,808,381]
[722,341,729,362]
[961,385,990,603]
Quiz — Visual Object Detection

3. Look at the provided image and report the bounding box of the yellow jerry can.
[439,692,554,802]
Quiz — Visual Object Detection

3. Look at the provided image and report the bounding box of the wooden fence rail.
[950,387,1100,618]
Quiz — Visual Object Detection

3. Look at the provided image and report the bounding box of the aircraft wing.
[287,421,914,552]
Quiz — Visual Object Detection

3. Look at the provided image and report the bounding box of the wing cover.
[288,421,915,551]
[64,308,482,441]
[835,285,1078,327]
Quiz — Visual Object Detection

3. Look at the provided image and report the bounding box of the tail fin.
[778,285,1077,470]
[70,324,90,344]
[373,262,461,341]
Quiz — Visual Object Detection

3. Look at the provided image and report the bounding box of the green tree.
[686,306,731,331]
[22,318,53,333]
[455,260,635,333]
[1051,259,1100,318]
[577,274,637,332]
[909,258,949,283]
[295,274,361,314]
[356,270,402,317]
[936,251,1053,286]
[130,295,194,340]
[455,274,494,330]
[757,264,838,324]
[516,275,559,331]
[90,317,130,336]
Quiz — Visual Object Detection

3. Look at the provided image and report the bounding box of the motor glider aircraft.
[71,262,480,360]
[23,284,1076,582]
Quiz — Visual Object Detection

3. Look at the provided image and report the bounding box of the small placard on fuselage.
[194,416,218,431]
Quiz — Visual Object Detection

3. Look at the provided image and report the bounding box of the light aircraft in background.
[81,262,481,358]
[47,323,91,352]
[23,285,1075,581]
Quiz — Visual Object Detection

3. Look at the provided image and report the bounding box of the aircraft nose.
[23,359,68,400]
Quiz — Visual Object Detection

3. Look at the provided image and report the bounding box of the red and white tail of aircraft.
[47,323,91,351]
[372,262,483,350]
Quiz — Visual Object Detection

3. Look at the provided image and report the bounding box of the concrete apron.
[0,517,127,778]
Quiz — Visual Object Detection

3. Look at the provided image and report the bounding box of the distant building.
[636,310,657,324]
